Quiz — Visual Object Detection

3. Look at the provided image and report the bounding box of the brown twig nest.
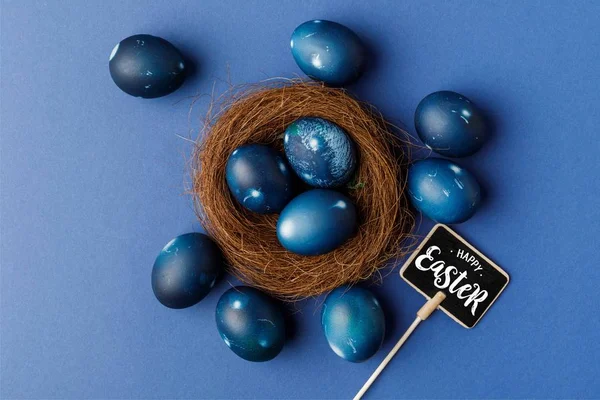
[192,80,415,300]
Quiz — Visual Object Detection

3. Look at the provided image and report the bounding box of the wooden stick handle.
[353,292,446,400]
[352,316,422,400]
[417,291,447,320]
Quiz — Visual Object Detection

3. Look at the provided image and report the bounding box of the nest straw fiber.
[193,80,415,300]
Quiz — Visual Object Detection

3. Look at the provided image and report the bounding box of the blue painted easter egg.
[415,91,488,157]
[216,286,285,362]
[109,34,186,98]
[408,158,481,224]
[226,144,295,214]
[277,189,357,256]
[290,20,366,86]
[322,286,385,362]
[284,117,357,188]
[151,233,223,309]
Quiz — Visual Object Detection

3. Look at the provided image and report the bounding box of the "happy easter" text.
[415,246,488,316]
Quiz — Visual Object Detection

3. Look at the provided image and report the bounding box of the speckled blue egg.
[322,286,385,362]
[216,286,285,362]
[284,117,357,188]
[415,91,488,157]
[109,34,186,98]
[290,20,366,86]
[151,233,223,309]
[226,144,295,214]
[277,189,357,256]
[408,158,481,224]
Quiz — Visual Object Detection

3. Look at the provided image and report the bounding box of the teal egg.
[151,233,223,309]
[284,117,357,188]
[321,286,385,362]
[109,34,186,98]
[415,91,488,157]
[408,158,481,224]
[290,20,367,86]
[225,144,295,214]
[215,286,285,362]
[277,189,357,256]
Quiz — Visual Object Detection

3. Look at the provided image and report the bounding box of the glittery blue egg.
[415,91,488,157]
[321,286,385,363]
[284,117,357,188]
[151,233,223,309]
[277,189,357,256]
[216,286,285,362]
[408,158,481,224]
[226,144,295,214]
[109,34,186,98]
[290,20,366,86]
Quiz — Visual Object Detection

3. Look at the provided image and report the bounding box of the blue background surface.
[1,0,599,398]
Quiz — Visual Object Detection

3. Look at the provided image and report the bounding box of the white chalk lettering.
[415,246,441,273]
[456,248,482,269]
[435,265,458,288]
[415,245,489,316]
[455,284,473,299]
[448,271,468,293]
[463,284,488,315]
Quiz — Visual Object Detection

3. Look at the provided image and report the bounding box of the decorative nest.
[192,80,415,300]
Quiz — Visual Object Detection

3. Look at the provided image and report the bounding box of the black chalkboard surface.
[401,224,509,328]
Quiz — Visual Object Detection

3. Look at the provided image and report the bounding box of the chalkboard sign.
[400,224,509,328]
